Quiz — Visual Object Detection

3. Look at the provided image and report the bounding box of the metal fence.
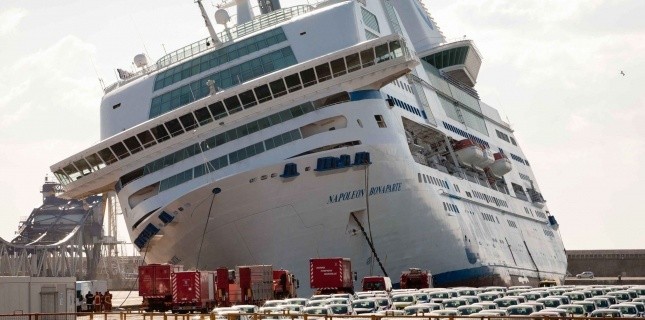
[0,313,634,320]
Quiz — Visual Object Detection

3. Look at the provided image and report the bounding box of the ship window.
[300,68,317,87]
[62,163,82,181]
[345,53,361,72]
[418,173,422,183]
[239,90,258,109]
[194,107,213,126]
[164,119,184,137]
[330,58,347,77]
[360,48,375,67]
[254,84,272,103]
[137,130,157,148]
[224,96,242,114]
[151,124,170,142]
[389,40,403,57]
[73,159,92,176]
[423,175,428,183]
[97,147,118,165]
[54,169,71,185]
[510,136,517,145]
[314,63,331,82]
[285,73,302,92]
[110,142,130,160]
[270,78,287,98]
[208,101,227,120]
[375,115,387,128]
[123,136,143,154]
[179,113,198,131]
[375,43,391,62]
[85,153,105,171]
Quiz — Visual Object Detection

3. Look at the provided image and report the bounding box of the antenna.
[89,57,105,91]
[196,0,222,47]
[129,15,152,61]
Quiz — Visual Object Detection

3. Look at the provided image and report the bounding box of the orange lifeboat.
[488,152,512,177]
[453,139,484,167]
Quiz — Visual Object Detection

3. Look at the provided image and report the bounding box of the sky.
[0,0,643,251]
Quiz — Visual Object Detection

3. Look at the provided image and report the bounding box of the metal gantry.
[0,181,141,284]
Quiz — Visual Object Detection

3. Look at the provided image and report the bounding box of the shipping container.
[138,264,183,311]
[309,258,353,292]
[0,277,76,316]
[236,265,273,303]
[171,270,216,313]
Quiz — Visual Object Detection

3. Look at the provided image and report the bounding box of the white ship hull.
[125,99,565,293]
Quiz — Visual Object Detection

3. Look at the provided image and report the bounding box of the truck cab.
[362,276,392,292]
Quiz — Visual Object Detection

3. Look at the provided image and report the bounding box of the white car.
[609,304,639,318]
[576,271,594,279]
[556,304,586,317]
[351,298,378,314]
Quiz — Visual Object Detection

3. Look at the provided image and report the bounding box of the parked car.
[576,271,594,279]
[556,304,586,317]
[590,308,622,317]
[505,304,536,316]
[609,304,639,318]
[457,305,483,315]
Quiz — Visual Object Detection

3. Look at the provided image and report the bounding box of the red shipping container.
[139,264,183,298]
[309,258,353,289]
[172,271,215,304]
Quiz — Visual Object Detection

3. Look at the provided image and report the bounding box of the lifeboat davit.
[488,152,513,177]
[453,139,484,167]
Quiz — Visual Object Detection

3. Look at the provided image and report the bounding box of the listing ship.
[50,0,567,291]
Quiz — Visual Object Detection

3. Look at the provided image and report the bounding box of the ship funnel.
[196,0,222,47]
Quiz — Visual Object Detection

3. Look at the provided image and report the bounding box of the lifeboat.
[453,139,484,167]
[475,148,495,169]
[488,152,512,177]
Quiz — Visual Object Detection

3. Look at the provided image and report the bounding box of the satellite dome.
[134,54,148,68]
[215,9,231,25]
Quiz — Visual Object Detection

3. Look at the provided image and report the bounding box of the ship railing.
[103,5,314,94]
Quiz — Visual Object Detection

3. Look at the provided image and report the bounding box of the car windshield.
[376,298,389,306]
[594,311,621,318]
[508,307,532,315]
[393,295,414,302]
[405,307,428,315]
[236,307,255,313]
[612,306,637,314]
[329,306,348,314]
[353,301,375,308]
[496,300,517,307]
[444,300,465,307]
[431,292,450,299]
[306,308,328,315]
[459,307,481,315]
[629,304,645,312]
[541,300,560,308]
[564,306,585,314]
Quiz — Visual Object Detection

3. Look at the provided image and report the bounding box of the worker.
[85,291,94,312]
[93,291,103,312]
[76,292,83,312]
[104,290,113,312]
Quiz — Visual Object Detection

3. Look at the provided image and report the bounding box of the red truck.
[139,264,183,312]
[400,268,431,289]
[171,270,217,313]
[309,257,354,294]
[362,276,392,292]
[273,269,298,299]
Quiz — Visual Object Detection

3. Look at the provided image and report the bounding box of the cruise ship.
[50,0,567,291]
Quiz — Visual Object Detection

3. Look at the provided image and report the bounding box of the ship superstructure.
[50,0,567,291]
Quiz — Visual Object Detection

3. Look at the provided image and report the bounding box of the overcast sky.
[0,0,643,251]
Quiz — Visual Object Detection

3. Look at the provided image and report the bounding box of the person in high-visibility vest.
[93,292,103,312]
[104,290,113,312]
